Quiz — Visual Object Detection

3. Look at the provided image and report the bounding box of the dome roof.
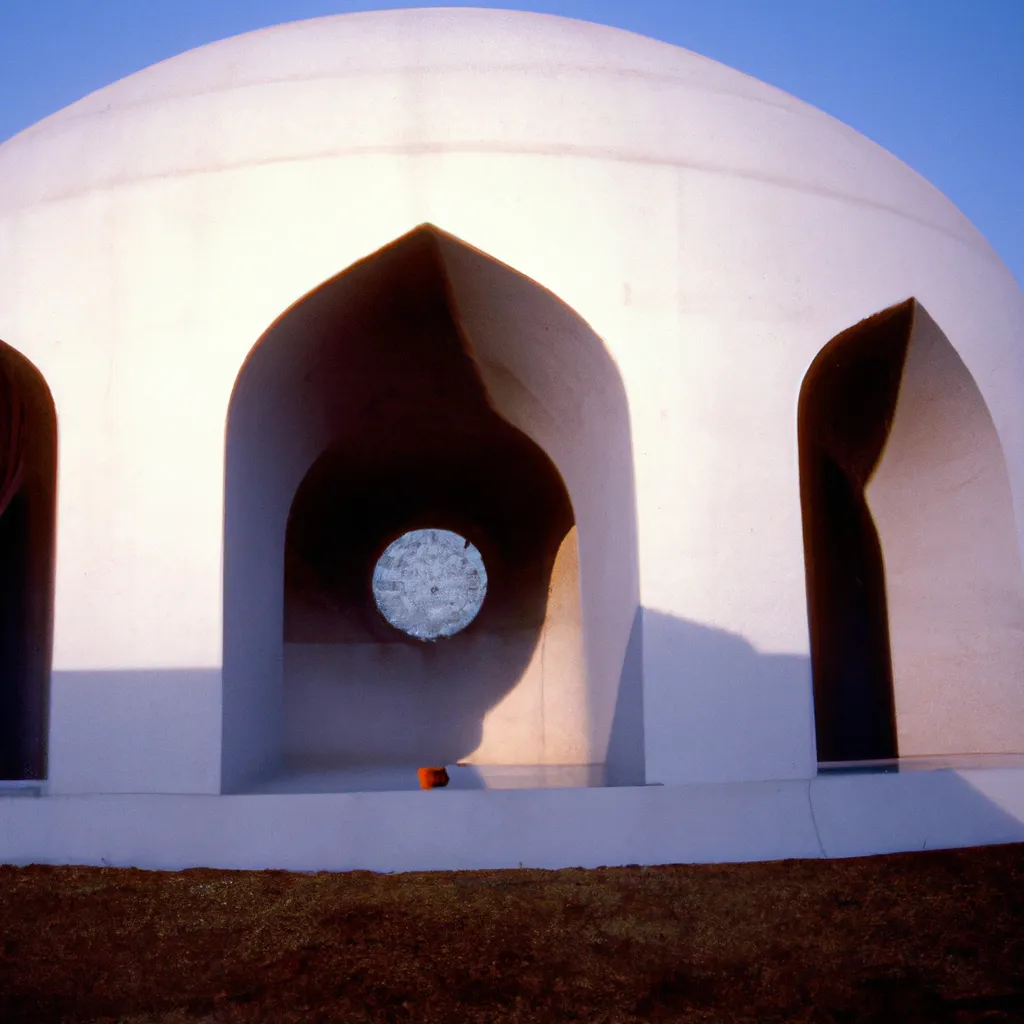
[0,8,985,254]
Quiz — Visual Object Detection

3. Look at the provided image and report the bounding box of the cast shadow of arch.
[621,609,1024,856]
[223,225,642,792]
[239,605,1024,820]
[638,608,813,782]
[435,228,644,781]
[269,609,805,793]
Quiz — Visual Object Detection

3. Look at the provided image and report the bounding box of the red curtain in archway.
[0,359,26,519]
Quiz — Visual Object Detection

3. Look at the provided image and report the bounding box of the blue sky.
[2,1,1022,284]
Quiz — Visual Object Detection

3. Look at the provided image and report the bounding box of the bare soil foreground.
[1,843,1022,1023]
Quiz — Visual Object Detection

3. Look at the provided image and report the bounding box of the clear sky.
[2,1,1022,285]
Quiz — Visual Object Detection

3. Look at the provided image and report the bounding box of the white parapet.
[2,766,1023,874]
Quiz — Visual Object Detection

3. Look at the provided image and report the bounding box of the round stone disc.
[371,528,488,640]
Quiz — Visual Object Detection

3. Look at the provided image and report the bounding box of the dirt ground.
[1,842,1022,1023]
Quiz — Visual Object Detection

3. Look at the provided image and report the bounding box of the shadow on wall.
[263,609,809,793]
[435,232,642,772]
[45,669,222,795]
[278,243,575,768]
[641,609,813,784]
[223,225,642,793]
[43,623,1024,798]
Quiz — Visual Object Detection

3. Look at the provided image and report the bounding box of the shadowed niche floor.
[243,762,656,794]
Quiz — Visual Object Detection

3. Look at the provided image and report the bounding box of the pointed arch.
[800,299,1024,762]
[0,340,57,781]
[222,226,641,793]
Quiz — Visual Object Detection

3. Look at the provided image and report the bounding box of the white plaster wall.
[0,9,1020,794]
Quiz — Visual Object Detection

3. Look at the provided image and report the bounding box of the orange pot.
[417,766,449,789]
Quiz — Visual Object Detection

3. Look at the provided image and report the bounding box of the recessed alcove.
[0,340,57,782]
[800,300,1024,764]
[222,225,643,794]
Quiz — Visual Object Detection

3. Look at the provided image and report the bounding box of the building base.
[2,761,1023,875]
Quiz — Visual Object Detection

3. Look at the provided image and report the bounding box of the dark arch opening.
[798,301,911,763]
[0,340,57,781]
[223,225,641,793]
[279,233,575,766]
[800,297,1024,763]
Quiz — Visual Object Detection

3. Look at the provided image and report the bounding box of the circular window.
[372,528,488,640]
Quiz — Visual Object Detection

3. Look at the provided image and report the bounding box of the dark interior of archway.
[799,300,915,763]
[0,346,56,781]
[282,227,575,652]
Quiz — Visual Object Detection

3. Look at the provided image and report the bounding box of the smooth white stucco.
[0,8,1021,870]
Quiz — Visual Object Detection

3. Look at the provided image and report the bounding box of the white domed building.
[1,8,1022,873]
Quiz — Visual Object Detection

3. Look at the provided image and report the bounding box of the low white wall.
[810,767,1024,858]
[2,769,1022,874]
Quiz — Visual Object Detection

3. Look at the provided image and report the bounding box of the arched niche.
[222,225,642,793]
[0,340,57,782]
[799,299,1024,763]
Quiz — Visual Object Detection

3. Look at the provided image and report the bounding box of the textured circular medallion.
[372,529,487,640]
